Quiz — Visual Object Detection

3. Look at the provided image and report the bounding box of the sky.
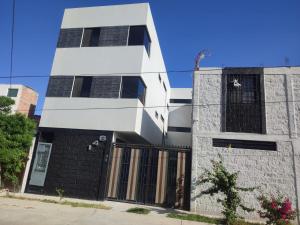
[0,0,300,112]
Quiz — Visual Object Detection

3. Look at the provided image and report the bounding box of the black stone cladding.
[26,128,113,200]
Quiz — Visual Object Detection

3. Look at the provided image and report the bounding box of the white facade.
[40,3,170,144]
[191,67,300,223]
[166,88,192,147]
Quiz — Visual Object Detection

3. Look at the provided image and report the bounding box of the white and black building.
[26,3,192,205]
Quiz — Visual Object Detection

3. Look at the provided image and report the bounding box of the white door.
[29,142,52,186]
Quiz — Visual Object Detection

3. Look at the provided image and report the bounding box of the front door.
[29,142,52,186]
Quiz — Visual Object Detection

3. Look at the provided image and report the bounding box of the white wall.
[42,3,171,145]
[166,88,192,147]
[191,67,300,223]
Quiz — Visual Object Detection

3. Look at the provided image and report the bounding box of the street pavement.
[0,197,207,225]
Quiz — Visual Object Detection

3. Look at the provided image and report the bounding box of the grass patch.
[126,207,150,214]
[168,212,221,224]
[61,200,109,209]
[2,194,110,210]
[167,213,263,225]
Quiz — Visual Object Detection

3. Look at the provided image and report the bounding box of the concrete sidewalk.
[0,194,208,225]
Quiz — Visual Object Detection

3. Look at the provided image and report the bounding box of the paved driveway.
[0,197,206,225]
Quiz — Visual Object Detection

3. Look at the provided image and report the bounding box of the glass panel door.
[29,142,52,186]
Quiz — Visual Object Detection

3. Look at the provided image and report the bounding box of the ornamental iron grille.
[222,68,265,134]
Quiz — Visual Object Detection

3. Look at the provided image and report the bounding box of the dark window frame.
[7,88,19,97]
[120,76,147,105]
[170,99,192,104]
[222,68,266,134]
[168,126,191,133]
[212,138,276,151]
[72,76,93,98]
[128,25,151,56]
[57,28,83,48]
[46,76,74,97]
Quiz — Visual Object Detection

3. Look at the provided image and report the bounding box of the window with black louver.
[89,76,121,98]
[98,26,129,46]
[46,76,74,97]
[57,28,83,48]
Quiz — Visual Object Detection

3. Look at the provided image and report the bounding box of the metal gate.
[106,143,191,210]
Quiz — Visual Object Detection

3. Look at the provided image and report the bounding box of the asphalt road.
[0,197,205,225]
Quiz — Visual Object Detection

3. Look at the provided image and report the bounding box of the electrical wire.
[1,66,300,79]
[9,0,16,87]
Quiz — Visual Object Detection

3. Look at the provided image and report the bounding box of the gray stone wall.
[191,67,300,223]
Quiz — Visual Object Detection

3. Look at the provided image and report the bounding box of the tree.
[0,96,36,190]
[197,155,256,225]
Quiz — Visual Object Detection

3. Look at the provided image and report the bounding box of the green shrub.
[197,155,256,225]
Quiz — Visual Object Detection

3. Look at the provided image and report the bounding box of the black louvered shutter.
[46,76,74,97]
[90,76,121,98]
[98,26,129,46]
[57,28,83,48]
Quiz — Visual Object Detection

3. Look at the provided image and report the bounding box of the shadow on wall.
[139,109,163,145]
[168,106,192,126]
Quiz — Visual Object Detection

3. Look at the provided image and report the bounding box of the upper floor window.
[223,72,265,133]
[121,77,146,105]
[128,26,151,55]
[72,76,93,97]
[46,76,74,97]
[82,26,129,47]
[57,25,151,55]
[57,28,83,48]
[46,75,146,104]
[7,88,18,97]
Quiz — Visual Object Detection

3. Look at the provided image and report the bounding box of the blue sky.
[0,0,300,112]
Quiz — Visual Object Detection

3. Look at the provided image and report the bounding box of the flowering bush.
[258,194,297,225]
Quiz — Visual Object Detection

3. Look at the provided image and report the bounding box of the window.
[168,126,191,133]
[212,138,276,151]
[170,99,192,104]
[90,76,121,98]
[160,115,165,123]
[72,76,93,97]
[57,28,83,48]
[57,25,151,52]
[155,111,159,119]
[121,77,146,105]
[7,88,18,97]
[82,28,101,47]
[46,76,74,97]
[98,26,129,46]
[82,26,129,47]
[128,26,151,55]
[223,70,265,133]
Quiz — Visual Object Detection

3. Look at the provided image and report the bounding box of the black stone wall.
[26,128,113,200]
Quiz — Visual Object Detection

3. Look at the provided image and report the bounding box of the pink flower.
[280,199,292,214]
[270,201,277,209]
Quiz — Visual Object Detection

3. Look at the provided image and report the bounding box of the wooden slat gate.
[106,143,191,210]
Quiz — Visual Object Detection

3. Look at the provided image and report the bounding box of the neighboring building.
[26,3,172,200]
[165,88,192,147]
[0,84,38,118]
[191,67,300,220]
